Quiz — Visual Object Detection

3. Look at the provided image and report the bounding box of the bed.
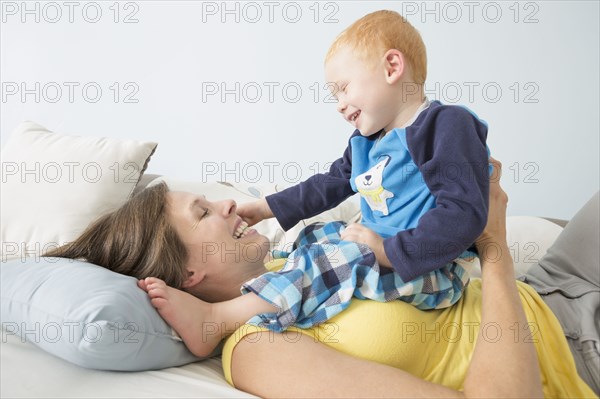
[0,122,578,398]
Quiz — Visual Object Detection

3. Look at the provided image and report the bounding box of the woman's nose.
[336,99,347,114]
[221,199,237,217]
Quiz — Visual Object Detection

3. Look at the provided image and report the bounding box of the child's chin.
[359,129,379,137]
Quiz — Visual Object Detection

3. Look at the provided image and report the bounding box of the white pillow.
[147,177,361,251]
[506,216,564,277]
[469,216,564,278]
[0,121,157,261]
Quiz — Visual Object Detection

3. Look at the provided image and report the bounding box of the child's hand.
[341,223,392,268]
[237,199,274,226]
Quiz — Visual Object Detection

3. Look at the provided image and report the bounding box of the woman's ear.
[181,268,206,289]
[383,49,405,84]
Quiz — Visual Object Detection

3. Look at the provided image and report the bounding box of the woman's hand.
[475,157,509,262]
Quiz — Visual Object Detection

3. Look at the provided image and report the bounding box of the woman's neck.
[186,262,267,303]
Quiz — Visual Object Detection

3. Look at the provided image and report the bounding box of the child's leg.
[400,261,471,309]
[377,251,473,310]
[293,221,346,249]
[273,222,346,260]
[243,239,379,331]
[245,241,471,333]
[138,277,277,358]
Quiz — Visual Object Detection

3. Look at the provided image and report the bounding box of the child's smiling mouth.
[348,110,361,124]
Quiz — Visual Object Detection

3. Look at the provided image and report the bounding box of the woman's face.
[166,191,270,283]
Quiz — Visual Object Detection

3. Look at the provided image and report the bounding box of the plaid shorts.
[242,221,474,332]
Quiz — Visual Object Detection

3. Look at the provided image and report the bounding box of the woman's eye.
[199,209,209,220]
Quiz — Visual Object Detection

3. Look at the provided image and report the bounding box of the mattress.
[1,331,256,398]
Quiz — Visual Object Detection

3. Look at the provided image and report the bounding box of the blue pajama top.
[266,100,490,282]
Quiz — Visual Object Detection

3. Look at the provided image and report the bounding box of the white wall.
[1,0,598,219]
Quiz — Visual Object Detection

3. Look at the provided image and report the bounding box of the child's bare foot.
[138,277,222,358]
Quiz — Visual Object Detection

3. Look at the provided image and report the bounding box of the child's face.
[325,45,401,136]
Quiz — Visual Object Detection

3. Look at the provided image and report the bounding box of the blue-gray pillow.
[0,257,203,371]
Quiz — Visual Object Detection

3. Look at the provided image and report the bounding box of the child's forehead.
[326,47,366,72]
[325,47,379,78]
[327,44,359,62]
[324,54,350,83]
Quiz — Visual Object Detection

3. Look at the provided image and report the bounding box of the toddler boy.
[239,10,490,309]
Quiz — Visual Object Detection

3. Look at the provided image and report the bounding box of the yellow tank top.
[222,260,596,397]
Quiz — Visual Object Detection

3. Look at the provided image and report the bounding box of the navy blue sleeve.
[383,106,490,282]
[265,133,357,231]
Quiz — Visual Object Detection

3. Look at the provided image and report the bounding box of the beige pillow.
[1,121,157,261]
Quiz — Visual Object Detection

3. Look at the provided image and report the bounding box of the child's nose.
[336,100,347,114]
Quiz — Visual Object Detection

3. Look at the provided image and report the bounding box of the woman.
[45,160,598,397]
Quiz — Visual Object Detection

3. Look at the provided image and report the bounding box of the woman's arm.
[231,326,462,398]
[230,159,544,398]
[462,159,543,398]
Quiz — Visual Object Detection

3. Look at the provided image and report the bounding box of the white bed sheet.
[1,331,257,398]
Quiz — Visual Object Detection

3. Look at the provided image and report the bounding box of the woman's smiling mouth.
[234,220,257,239]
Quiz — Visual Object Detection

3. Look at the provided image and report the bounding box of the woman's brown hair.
[44,182,189,288]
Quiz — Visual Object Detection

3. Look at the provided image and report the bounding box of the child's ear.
[383,49,404,84]
[181,268,206,289]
